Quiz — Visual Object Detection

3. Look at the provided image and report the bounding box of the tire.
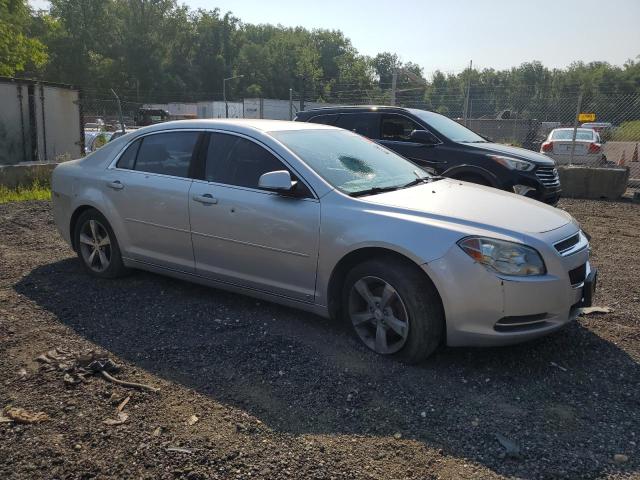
[342,257,445,364]
[73,208,128,279]
[456,174,492,187]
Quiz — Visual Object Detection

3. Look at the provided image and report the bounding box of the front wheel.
[342,258,445,363]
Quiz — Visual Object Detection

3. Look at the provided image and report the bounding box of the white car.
[540,128,606,165]
[52,120,597,363]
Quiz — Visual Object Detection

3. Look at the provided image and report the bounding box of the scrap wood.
[4,407,50,424]
[116,396,130,413]
[100,370,160,393]
[579,306,613,315]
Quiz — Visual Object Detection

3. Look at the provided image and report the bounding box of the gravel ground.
[0,199,638,480]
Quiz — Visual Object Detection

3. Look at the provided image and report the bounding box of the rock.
[420,411,426,418]
[613,454,628,464]
[393,433,402,439]
[187,415,199,426]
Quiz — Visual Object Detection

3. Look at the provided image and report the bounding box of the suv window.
[335,113,379,137]
[205,133,311,196]
[116,139,141,169]
[380,114,423,141]
[308,114,338,126]
[134,132,199,177]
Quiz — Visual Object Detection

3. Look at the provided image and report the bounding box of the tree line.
[1,0,639,123]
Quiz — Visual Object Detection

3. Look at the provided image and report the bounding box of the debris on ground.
[167,447,194,454]
[550,361,568,372]
[186,414,199,426]
[613,454,629,464]
[116,396,130,412]
[103,412,129,426]
[4,407,50,424]
[35,348,159,392]
[579,306,613,315]
[495,433,521,459]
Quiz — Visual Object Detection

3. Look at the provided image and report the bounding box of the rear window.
[551,129,595,141]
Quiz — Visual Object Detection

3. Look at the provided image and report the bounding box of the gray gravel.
[0,199,638,479]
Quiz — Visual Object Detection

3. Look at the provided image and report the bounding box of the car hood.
[464,142,555,166]
[361,179,571,234]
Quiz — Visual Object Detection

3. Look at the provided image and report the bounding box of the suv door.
[189,132,321,302]
[377,113,445,173]
[104,130,201,272]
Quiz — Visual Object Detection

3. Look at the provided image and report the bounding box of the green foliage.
[0,0,48,76]
[0,180,51,203]
[612,121,640,142]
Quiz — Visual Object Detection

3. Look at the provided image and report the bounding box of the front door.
[189,133,320,302]
[377,113,445,173]
[103,131,201,272]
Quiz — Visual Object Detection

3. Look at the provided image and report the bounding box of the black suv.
[295,106,561,204]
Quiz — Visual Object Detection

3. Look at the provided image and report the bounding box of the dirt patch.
[1,199,639,479]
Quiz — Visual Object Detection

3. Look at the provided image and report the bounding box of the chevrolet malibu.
[51,120,597,363]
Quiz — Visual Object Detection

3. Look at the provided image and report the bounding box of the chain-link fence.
[79,85,640,182]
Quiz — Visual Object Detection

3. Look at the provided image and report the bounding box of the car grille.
[535,166,560,188]
[554,233,580,254]
[569,263,587,286]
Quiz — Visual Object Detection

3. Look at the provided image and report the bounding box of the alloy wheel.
[348,276,410,354]
[78,219,112,273]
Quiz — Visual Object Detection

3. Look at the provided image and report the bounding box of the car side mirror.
[409,129,439,145]
[258,170,297,192]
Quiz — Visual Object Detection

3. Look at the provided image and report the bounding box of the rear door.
[189,132,321,302]
[103,130,201,272]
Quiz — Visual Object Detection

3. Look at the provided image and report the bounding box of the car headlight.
[488,155,534,171]
[458,237,546,276]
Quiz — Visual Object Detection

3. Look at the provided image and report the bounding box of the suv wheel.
[342,257,444,363]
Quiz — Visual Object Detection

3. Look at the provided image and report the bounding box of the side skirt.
[122,257,330,318]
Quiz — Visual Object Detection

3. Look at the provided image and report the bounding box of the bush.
[611,120,640,142]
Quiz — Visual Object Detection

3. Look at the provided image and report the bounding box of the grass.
[612,120,640,142]
[0,181,51,203]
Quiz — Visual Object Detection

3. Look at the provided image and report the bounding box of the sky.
[30,0,640,76]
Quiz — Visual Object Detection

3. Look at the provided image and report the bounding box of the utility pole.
[289,88,293,120]
[463,60,472,126]
[223,74,244,118]
[390,70,398,106]
[569,90,584,165]
[110,88,125,133]
[299,75,306,112]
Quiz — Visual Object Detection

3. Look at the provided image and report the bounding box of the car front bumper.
[423,236,593,347]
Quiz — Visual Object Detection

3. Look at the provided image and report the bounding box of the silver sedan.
[52,120,596,363]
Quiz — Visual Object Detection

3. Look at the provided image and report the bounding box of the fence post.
[110,89,125,133]
[289,88,293,120]
[569,90,583,165]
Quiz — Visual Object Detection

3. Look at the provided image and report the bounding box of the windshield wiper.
[349,185,400,197]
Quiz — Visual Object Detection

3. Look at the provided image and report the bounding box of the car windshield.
[409,109,487,143]
[552,129,594,141]
[272,129,430,195]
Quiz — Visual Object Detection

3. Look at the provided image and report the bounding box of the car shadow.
[14,258,639,478]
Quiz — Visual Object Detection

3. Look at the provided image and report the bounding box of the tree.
[0,0,47,76]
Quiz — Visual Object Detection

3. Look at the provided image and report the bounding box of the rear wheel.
[74,209,128,278]
[342,258,444,363]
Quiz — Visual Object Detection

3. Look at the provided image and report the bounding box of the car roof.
[135,118,337,134]
[552,127,594,132]
[298,105,411,114]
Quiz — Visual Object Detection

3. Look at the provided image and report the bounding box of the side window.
[116,139,141,169]
[308,114,338,126]
[134,132,199,178]
[205,133,311,196]
[335,113,379,138]
[380,114,423,141]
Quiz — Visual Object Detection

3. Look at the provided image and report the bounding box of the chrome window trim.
[106,127,319,200]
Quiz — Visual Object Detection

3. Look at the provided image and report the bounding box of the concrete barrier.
[557,166,629,200]
[0,162,59,189]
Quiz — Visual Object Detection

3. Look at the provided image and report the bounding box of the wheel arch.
[442,165,499,187]
[326,246,445,324]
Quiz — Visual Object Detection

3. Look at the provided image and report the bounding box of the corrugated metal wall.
[0,78,83,165]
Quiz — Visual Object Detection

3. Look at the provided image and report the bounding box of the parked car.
[52,120,595,363]
[295,106,561,205]
[541,128,607,166]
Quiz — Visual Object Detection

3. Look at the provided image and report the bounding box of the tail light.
[588,143,601,154]
[541,141,553,153]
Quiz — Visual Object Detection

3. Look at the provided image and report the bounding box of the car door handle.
[107,180,124,190]
[192,193,218,205]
